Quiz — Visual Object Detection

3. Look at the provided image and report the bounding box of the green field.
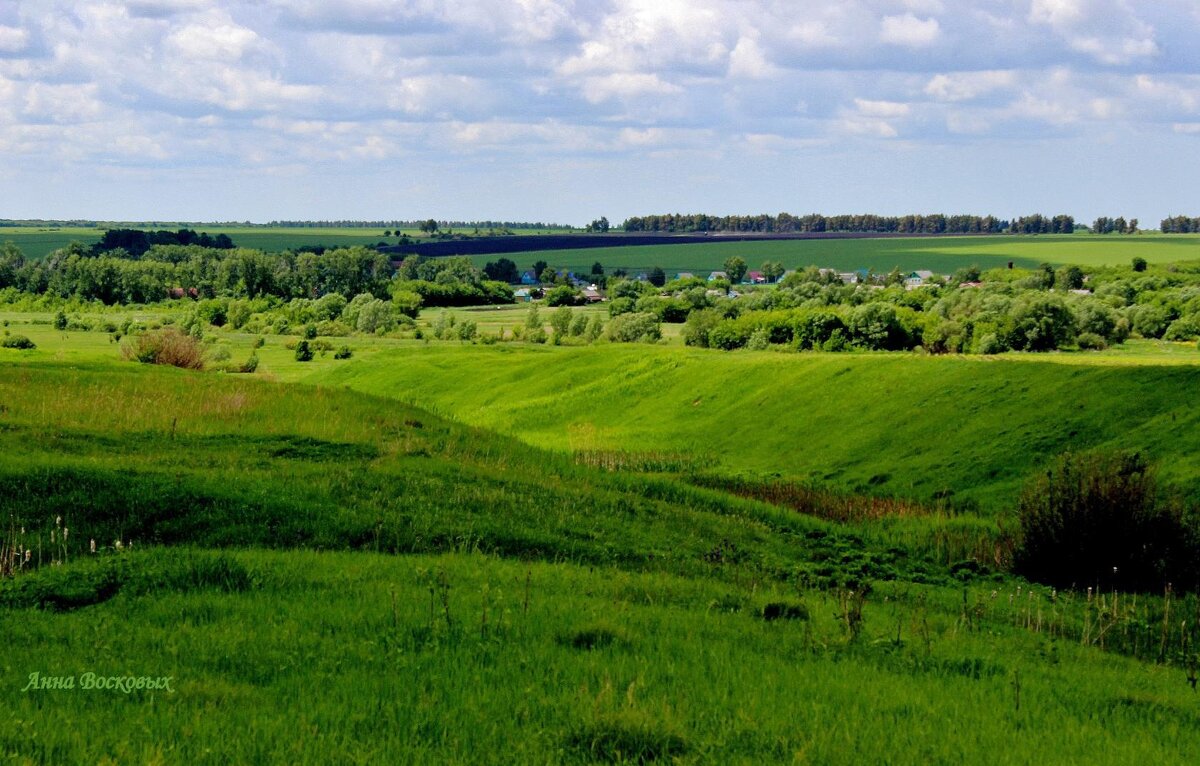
[482,235,1200,275]
[292,342,1200,512]
[2,356,1199,763]
[0,226,574,260]
[4,314,1200,763]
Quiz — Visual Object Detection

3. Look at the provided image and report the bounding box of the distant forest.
[265,220,575,230]
[621,213,1077,235]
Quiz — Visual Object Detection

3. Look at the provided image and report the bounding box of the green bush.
[606,312,662,343]
[1015,451,1198,592]
[333,346,353,360]
[294,340,314,362]
[0,334,36,350]
[1076,332,1107,350]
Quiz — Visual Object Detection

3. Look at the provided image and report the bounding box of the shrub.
[238,353,259,373]
[746,328,770,351]
[294,340,314,362]
[456,319,477,341]
[606,312,662,343]
[303,323,318,339]
[1003,293,1076,351]
[1132,256,1148,272]
[1076,332,1107,350]
[333,345,353,360]
[0,335,36,350]
[1132,305,1170,339]
[122,328,205,369]
[1015,451,1197,592]
[976,333,1005,355]
[53,311,67,331]
[1163,316,1200,341]
[682,308,721,348]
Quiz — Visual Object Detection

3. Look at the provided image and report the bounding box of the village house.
[708,271,728,282]
[746,271,766,284]
[904,270,936,288]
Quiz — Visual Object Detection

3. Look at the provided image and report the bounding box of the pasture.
[2,359,1199,763]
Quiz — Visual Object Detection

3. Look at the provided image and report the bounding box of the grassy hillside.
[3,360,1199,763]
[471,235,1200,274]
[301,344,1200,511]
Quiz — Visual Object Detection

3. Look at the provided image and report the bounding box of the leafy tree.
[483,258,520,283]
[418,219,439,235]
[761,261,785,283]
[550,306,572,337]
[1003,294,1076,351]
[1132,256,1148,272]
[723,256,747,285]
[1056,265,1084,290]
[53,311,68,331]
[590,262,604,276]
[648,266,666,287]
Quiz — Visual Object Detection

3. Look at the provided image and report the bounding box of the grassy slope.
[302,344,1200,511]
[6,549,1199,765]
[2,361,1199,763]
[471,234,1200,274]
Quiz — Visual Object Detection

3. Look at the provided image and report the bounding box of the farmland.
[473,234,1200,275]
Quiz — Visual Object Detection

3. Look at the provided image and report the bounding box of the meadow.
[4,295,1200,763]
[2,356,1199,764]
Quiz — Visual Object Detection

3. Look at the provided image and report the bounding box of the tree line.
[620,212,1076,235]
[1160,216,1200,233]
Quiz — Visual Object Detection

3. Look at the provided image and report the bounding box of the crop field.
[470,234,1200,275]
[0,226,571,260]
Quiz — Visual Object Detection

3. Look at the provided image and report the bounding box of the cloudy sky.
[2,0,1198,224]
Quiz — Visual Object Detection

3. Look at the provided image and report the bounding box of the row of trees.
[1092,217,1139,234]
[0,243,394,305]
[1160,216,1200,233]
[91,228,235,257]
[620,212,1076,235]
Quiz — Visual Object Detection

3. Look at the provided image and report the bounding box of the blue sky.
[1,0,1198,225]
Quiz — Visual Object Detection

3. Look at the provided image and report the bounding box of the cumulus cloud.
[879,14,941,48]
[0,0,1197,219]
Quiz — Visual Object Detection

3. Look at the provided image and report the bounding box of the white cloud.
[879,14,940,48]
[854,98,910,118]
[925,71,1016,101]
[579,73,681,103]
[0,25,30,53]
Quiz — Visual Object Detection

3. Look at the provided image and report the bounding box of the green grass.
[3,352,1199,763]
[297,343,1200,512]
[478,234,1200,275]
[5,548,1198,764]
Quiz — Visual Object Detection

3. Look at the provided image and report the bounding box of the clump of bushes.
[1015,451,1199,592]
[334,345,353,360]
[121,327,205,370]
[606,312,661,343]
[294,340,314,362]
[0,335,36,350]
